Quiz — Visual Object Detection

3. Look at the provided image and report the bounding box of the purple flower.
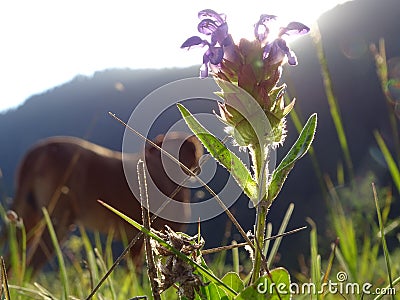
[263,38,297,65]
[181,9,231,78]
[279,22,310,36]
[254,14,277,43]
[262,21,310,65]
[200,44,224,77]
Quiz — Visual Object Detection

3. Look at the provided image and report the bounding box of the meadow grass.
[2,180,398,300]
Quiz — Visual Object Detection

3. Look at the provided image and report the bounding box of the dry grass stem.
[201,226,307,255]
[137,159,161,300]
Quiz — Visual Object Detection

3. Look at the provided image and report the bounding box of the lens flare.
[387,57,400,104]
[340,36,367,59]
[386,57,400,120]
[387,78,400,102]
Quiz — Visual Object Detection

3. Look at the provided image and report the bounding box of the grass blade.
[372,275,400,300]
[372,183,395,300]
[267,203,294,269]
[1,256,11,300]
[42,207,70,300]
[94,248,116,300]
[374,131,400,193]
[370,39,400,162]
[312,24,354,181]
[307,217,321,300]
[322,239,339,285]
[231,241,240,275]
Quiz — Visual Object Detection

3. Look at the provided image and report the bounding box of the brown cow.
[9,133,203,272]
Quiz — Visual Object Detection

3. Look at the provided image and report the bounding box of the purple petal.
[221,34,234,47]
[206,46,224,65]
[254,14,277,42]
[211,22,229,45]
[198,19,219,35]
[254,22,268,42]
[200,63,209,78]
[276,38,290,52]
[286,50,298,65]
[264,39,299,65]
[181,36,206,49]
[222,36,236,61]
[262,42,272,59]
[280,22,310,36]
[198,9,225,24]
[263,39,286,64]
[203,51,210,64]
[258,14,277,23]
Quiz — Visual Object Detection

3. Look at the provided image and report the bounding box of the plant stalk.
[253,204,267,282]
[251,143,269,283]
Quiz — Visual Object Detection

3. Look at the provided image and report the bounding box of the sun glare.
[0,0,350,112]
[195,0,348,42]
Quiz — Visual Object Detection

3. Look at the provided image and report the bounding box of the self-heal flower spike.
[182,10,310,147]
[179,11,316,285]
[181,9,232,78]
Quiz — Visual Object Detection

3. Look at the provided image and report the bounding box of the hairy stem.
[253,204,267,282]
[137,160,161,300]
[250,143,269,283]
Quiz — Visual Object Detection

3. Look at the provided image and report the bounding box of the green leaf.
[282,98,296,117]
[268,113,317,201]
[208,283,229,300]
[177,103,258,202]
[235,268,291,300]
[222,272,245,294]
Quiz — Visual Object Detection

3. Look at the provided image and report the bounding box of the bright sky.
[0,0,350,113]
